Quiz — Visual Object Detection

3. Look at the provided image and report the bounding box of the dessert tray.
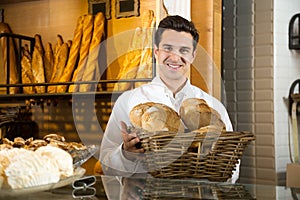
[0,167,86,197]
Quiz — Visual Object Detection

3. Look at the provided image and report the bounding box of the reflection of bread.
[180,98,226,131]
[130,102,185,133]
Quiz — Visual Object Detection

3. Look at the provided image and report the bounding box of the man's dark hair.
[154,15,199,51]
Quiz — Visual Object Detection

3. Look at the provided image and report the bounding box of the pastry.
[5,149,60,189]
[43,133,65,142]
[36,145,74,178]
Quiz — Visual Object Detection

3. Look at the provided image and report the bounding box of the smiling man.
[99,15,238,183]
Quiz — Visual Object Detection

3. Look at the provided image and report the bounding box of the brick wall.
[223,0,300,190]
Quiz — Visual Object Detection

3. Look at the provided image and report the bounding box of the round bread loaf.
[179,98,226,131]
[130,102,185,133]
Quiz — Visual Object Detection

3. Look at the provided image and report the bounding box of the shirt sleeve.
[99,91,147,176]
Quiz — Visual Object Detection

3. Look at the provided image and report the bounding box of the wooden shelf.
[0,0,40,4]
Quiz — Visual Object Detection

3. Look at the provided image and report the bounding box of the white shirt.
[100,77,239,183]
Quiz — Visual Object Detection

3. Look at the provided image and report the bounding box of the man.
[100,15,238,183]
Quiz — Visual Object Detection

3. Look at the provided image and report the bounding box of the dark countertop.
[0,175,299,200]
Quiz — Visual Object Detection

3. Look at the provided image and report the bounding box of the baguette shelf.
[0,33,154,103]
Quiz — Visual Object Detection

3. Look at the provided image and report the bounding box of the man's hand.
[121,121,144,155]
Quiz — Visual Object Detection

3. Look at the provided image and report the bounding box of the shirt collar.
[151,76,195,97]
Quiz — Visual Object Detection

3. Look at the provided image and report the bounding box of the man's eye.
[163,46,172,52]
[180,48,190,54]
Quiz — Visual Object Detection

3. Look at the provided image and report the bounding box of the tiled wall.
[273,0,300,184]
[223,0,300,188]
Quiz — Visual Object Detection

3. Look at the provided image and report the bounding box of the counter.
[1,175,299,200]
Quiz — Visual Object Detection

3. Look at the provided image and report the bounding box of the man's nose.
[168,51,182,61]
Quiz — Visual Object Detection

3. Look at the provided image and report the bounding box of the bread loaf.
[114,10,155,91]
[48,43,69,93]
[53,34,64,58]
[113,27,143,91]
[130,102,185,133]
[31,34,45,93]
[179,98,226,131]
[21,45,35,94]
[44,42,54,82]
[69,14,94,93]
[56,15,84,93]
[135,11,156,87]
[0,22,19,94]
[80,12,105,92]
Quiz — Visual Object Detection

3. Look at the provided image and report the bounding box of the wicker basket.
[138,126,255,182]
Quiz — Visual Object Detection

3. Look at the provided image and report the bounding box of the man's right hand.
[120,121,144,154]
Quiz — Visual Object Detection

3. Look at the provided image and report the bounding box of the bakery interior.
[1,0,300,199]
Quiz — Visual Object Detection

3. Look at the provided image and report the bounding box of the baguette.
[0,22,19,94]
[135,11,156,87]
[53,34,64,58]
[113,27,143,91]
[31,34,45,93]
[21,46,35,94]
[48,43,69,93]
[44,42,54,82]
[69,14,94,93]
[80,12,105,92]
[56,15,84,93]
[114,10,155,91]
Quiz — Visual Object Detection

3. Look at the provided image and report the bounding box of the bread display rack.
[0,32,155,103]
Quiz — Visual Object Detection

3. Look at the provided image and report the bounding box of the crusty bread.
[179,98,226,131]
[135,10,155,88]
[21,46,35,94]
[44,42,54,83]
[0,22,19,94]
[48,43,69,93]
[56,15,85,93]
[113,27,143,91]
[130,102,185,133]
[80,12,105,92]
[31,34,45,93]
[69,14,94,93]
[114,10,155,91]
[53,34,64,59]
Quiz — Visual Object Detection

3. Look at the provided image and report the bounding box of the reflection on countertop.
[1,175,300,200]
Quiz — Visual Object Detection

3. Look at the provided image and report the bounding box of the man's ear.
[191,49,197,63]
[153,45,159,59]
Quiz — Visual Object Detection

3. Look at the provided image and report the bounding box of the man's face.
[154,29,196,82]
